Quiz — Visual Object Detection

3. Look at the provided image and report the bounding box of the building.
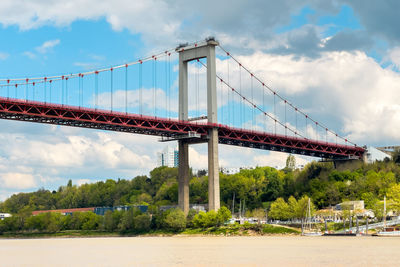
[335,200,365,211]
[365,146,391,163]
[220,167,241,175]
[157,146,179,168]
[0,213,12,220]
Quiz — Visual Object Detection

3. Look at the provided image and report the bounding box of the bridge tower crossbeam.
[176,38,220,213]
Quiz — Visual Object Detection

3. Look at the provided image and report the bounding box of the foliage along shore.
[0,223,299,239]
[1,153,400,236]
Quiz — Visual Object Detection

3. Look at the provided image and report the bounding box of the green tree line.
[2,158,400,217]
[0,207,232,234]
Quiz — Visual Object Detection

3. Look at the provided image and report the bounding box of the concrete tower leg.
[178,140,189,214]
[208,128,220,211]
[205,42,220,211]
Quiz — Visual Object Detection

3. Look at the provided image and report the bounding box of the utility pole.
[243,199,246,217]
[384,196,387,228]
[239,199,242,218]
[356,217,359,235]
[232,192,235,217]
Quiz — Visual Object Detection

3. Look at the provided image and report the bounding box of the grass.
[262,224,299,234]
[0,230,120,239]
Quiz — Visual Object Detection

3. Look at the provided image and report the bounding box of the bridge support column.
[208,128,220,211]
[178,140,189,214]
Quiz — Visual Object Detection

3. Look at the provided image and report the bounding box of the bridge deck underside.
[0,98,365,159]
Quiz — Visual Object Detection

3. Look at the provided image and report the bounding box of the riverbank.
[0,224,299,239]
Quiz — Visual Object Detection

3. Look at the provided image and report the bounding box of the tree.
[296,196,315,219]
[216,206,231,225]
[119,209,134,232]
[393,148,400,164]
[268,198,290,220]
[387,184,400,211]
[81,212,101,230]
[197,169,207,177]
[134,214,151,232]
[251,208,266,223]
[186,209,198,228]
[103,210,114,231]
[193,210,219,228]
[287,196,298,219]
[163,208,186,231]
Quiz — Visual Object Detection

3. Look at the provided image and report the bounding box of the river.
[1,236,399,266]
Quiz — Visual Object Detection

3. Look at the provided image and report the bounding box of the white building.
[157,146,179,168]
[365,146,391,163]
[0,213,11,220]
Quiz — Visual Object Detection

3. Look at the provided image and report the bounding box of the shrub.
[193,210,218,228]
[186,209,198,228]
[81,212,101,231]
[163,208,186,231]
[134,214,151,232]
[118,209,135,232]
[216,207,231,225]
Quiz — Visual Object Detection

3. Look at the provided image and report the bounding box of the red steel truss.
[0,97,365,159]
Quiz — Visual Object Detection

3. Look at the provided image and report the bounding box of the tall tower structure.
[176,38,220,213]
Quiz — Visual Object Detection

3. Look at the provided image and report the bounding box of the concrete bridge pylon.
[177,38,220,214]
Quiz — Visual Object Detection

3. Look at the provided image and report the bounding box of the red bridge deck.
[0,97,365,159]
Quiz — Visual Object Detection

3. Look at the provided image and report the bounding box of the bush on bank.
[0,206,233,235]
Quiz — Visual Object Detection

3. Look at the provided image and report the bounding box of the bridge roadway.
[0,97,365,159]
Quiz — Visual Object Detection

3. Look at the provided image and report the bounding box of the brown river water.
[1,236,399,266]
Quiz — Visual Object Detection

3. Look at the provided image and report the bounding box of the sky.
[0,0,400,200]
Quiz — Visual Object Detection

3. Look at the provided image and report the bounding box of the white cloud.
[0,52,9,60]
[0,0,331,52]
[23,51,36,59]
[35,39,60,54]
[23,39,60,59]
[75,179,91,186]
[0,0,181,46]
[0,172,36,189]
[225,50,400,145]
[384,46,400,70]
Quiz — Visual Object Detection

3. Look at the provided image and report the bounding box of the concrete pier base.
[178,140,189,214]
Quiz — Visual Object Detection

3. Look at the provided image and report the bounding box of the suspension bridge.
[0,38,365,213]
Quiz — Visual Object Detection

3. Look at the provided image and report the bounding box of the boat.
[375,196,400,236]
[376,227,400,236]
[302,198,323,236]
